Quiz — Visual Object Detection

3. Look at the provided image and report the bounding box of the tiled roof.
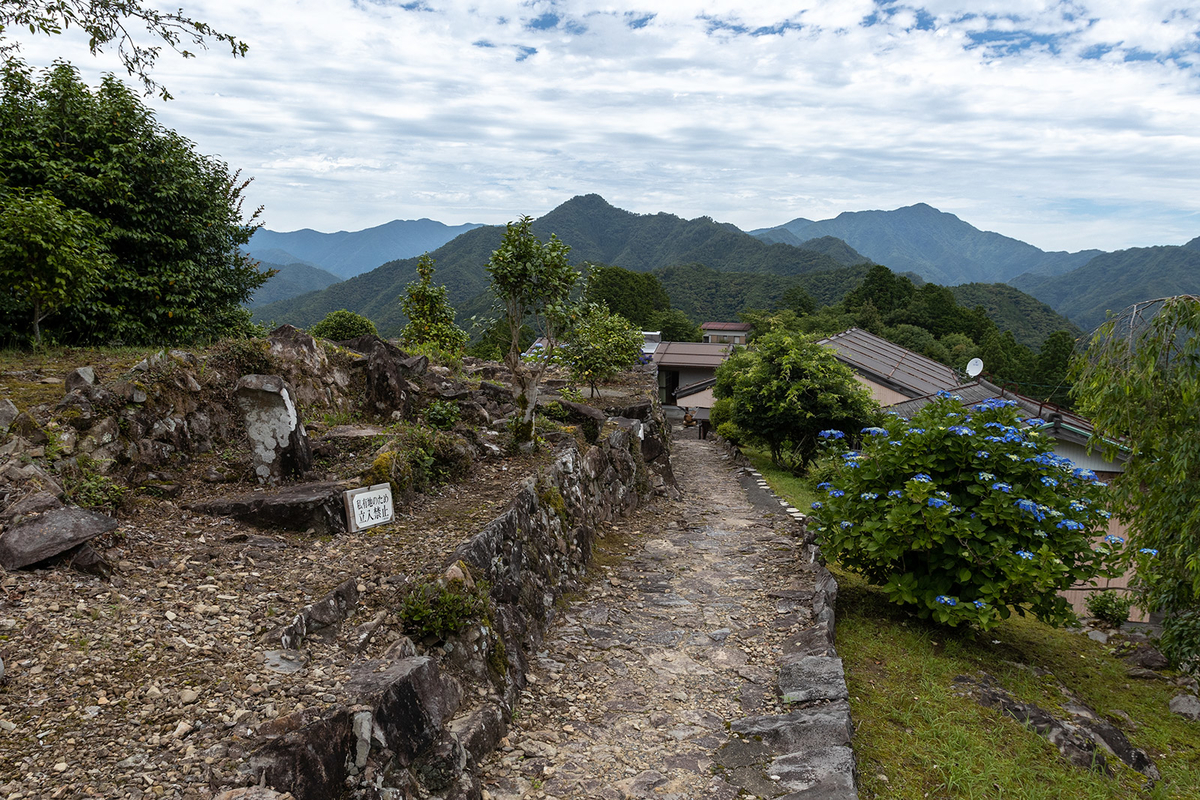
[700,322,752,331]
[651,341,732,368]
[818,327,960,398]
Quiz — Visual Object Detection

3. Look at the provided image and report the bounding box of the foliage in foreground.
[1072,294,1200,668]
[400,253,468,354]
[309,309,377,342]
[713,330,878,469]
[0,60,265,346]
[812,394,1120,629]
[559,304,643,397]
[487,215,578,444]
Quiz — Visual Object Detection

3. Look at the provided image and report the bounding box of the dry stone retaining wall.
[239,414,676,799]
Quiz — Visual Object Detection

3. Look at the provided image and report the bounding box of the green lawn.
[749,453,1200,800]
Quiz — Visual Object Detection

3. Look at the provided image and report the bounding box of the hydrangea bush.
[811,393,1121,629]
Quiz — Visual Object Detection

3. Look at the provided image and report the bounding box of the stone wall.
[240,412,674,799]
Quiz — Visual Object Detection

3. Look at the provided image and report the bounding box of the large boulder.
[339,335,427,419]
[0,398,18,431]
[0,505,118,570]
[187,481,348,534]
[235,375,312,484]
[267,325,351,410]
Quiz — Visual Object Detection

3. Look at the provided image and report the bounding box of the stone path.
[479,436,856,800]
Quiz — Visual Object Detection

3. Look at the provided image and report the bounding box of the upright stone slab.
[235,375,312,484]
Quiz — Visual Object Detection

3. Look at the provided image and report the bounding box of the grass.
[0,345,157,409]
[750,453,1200,800]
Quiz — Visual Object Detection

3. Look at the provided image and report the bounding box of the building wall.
[1051,439,1123,474]
[855,375,912,407]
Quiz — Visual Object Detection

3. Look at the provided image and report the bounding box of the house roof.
[886,378,1125,458]
[700,322,752,332]
[817,327,960,398]
[676,377,716,400]
[651,341,732,368]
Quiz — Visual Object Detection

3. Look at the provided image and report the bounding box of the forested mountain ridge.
[249,261,343,308]
[752,203,1101,285]
[1010,245,1200,333]
[252,194,858,334]
[247,218,485,279]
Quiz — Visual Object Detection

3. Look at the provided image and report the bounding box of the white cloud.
[5,0,1200,251]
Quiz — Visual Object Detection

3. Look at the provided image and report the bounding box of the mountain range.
[247,218,484,279]
[249,195,1198,340]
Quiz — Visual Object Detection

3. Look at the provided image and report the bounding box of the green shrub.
[61,455,125,511]
[399,254,468,354]
[365,423,472,495]
[709,396,735,429]
[812,393,1120,629]
[208,336,274,377]
[309,309,377,342]
[399,579,486,641]
[1086,590,1132,627]
[424,400,460,431]
[715,421,743,445]
[1159,610,1200,674]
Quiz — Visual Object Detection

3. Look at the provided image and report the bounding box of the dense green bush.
[812,393,1120,629]
[309,309,378,341]
[0,60,265,346]
[424,400,460,431]
[1159,610,1200,674]
[714,330,878,469]
[399,578,486,642]
[1086,590,1132,627]
[559,304,643,397]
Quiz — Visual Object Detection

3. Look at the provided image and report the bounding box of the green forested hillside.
[1010,245,1200,332]
[655,263,875,322]
[253,194,849,333]
[249,261,342,308]
[752,203,1100,285]
[948,283,1080,348]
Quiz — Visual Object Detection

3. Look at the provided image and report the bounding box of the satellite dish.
[966,358,984,378]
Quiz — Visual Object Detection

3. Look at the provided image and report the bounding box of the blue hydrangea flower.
[1098,510,1112,519]
[1104,534,1124,545]
[1069,500,1087,512]
[976,451,990,459]
[972,398,1017,411]
[1139,548,1158,556]
[1015,499,1046,521]
[839,521,853,529]
[887,489,903,498]
[818,429,845,439]
[1056,519,1084,530]
[810,501,823,510]
[927,498,949,508]
[911,473,932,483]
[861,492,879,501]
[862,427,889,437]
[935,595,958,606]
[828,489,845,498]
[973,600,987,609]
[992,482,1012,493]
[842,451,862,459]
[1072,467,1098,481]
[844,461,861,468]
[948,426,972,436]
[977,472,995,482]
[817,482,832,490]
[907,428,926,435]
[935,390,955,399]
[983,422,1004,429]
[1024,417,1048,427]
[1041,476,1058,487]
[1016,550,1034,560]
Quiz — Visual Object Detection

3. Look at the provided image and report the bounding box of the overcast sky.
[10,1,1200,252]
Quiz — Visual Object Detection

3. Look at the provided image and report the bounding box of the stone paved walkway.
[479,436,856,800]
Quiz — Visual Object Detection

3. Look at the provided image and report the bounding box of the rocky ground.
[0,444,556,799]
[478,436,843,800]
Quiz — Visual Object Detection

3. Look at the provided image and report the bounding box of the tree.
[1031,330,1075,408]
[309,309,377,342]
[560,304,643,397]
[1071,295,1200,666]
[812,394,1119,628]
[0,60,265,345]
[399,253,468,354]
[0,188,111,345]
[1,0,247,99]
[647,308,701,342]
[713,330,878,469]
[583,263,670,328]
[486,216,578,444]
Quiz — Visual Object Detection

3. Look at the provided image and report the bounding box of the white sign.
[343,483,394,532]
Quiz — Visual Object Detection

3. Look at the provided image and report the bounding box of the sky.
[8,0,1200,253]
